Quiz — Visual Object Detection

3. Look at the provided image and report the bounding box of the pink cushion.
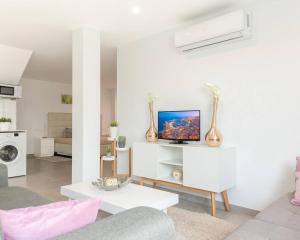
[0,198,101,240]
[291,157,300,205]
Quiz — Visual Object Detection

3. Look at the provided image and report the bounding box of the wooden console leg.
[140,177,144,186]
[153,181,157,187]
[100,159,104,177]
[210,192,216,217]
[221,191,231,211]
[112,160,116,177]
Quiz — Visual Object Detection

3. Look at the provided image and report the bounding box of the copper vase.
[205,96,223,147]
[146,102,158,142]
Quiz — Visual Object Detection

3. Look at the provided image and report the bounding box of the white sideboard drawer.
[133,142,158,179]
[183,147,236,193]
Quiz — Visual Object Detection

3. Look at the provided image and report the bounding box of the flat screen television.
[158,110,200,144]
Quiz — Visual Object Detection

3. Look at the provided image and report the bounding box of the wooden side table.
[100,138,117,177]
[100,137,132,177]
[100,155,116,177]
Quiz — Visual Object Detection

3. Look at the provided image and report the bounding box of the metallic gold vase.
[146,102,158,142]
[205,96,223,147]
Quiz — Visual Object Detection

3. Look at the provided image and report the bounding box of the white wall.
[117,0,300,210]
[100,45,117,135]
[101,88,116,135]
[17,78,72,154]
[0,99,16,130]
[17,78,115,153]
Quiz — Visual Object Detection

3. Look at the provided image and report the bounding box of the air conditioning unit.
[0,84,22,99]
[174,9,251,52]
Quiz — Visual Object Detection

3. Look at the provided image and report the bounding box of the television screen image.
[158,110,200,142]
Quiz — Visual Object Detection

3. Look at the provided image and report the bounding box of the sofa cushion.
[256,205,294,226]
[225,229,268,240]
[0,187,51,210]
[54,207,176,240]
[225,219,300,240]
[256,193,300,231]
[291,157,300,205]
[237,219,277,238]
[224,219,275,240]
[0,198,100,240]
[259,193,300,214]
[63,128,72,138]
[225,193,300,240]
[268,226,300,240]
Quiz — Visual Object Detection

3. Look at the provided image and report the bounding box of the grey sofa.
[0,164,175,240]
[225,193,300,240]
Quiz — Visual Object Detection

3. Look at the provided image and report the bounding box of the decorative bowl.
[92,176,131,191]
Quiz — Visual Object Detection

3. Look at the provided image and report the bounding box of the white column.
[72,27,100,183]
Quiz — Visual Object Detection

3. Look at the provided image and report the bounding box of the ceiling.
[0,0,257,86]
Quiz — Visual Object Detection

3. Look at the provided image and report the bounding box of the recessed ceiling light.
[131,5,141,15]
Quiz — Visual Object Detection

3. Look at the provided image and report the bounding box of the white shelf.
[101,156,115,161]
[159,160,183,167]
[158,176,183,185]
[116,147,129,152]
[107,137,117,141]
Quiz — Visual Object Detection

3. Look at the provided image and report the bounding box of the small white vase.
[0,122,11,131]
[110,127,118,139]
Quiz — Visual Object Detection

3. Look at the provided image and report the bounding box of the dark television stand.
[169,140,188,144]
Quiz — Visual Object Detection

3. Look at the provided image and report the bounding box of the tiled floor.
[9,156,71,201]
[9,156,256,225]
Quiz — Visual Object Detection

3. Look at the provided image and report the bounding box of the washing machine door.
[0,143,19,164]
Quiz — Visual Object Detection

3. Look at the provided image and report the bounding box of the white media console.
[133,142,236,216]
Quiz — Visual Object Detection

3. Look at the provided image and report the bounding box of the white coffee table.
[61,182,179,214]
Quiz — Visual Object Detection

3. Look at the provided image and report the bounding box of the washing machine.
[0,131,26,177]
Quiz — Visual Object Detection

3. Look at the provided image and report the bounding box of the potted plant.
[0,117,12,131]
[110,121,118,139]
[118,136,126,148]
